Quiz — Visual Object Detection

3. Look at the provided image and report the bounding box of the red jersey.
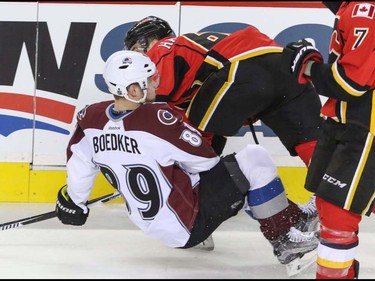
[147,32,228,114]
[311,2,375,131]
[147,26,282,114]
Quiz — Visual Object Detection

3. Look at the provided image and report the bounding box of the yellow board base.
[0,163,29,202]
[0,163,119,203]
[277,166,313,204]
[0,163,312,204]
[28,169,118,203]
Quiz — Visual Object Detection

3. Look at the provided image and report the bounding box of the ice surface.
[0,203,374,279]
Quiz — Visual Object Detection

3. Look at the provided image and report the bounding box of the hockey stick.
[247,118,259,145]
[0,189,121,231]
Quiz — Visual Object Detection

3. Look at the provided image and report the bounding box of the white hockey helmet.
[103,50,157,103]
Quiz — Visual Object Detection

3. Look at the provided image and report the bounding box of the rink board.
[0,2,325,204]
[0,163,312,203]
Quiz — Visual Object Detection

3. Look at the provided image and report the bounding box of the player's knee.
[316,196,361,236]
[235,144,277,189]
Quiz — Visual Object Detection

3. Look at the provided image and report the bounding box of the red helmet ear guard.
[124,16,175,52]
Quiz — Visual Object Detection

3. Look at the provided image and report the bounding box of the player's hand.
[282,38,323,84]
[56,185,89,226]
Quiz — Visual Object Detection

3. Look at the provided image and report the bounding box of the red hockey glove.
[282,39,323,84]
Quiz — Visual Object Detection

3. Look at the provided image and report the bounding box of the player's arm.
[150,104,220,174]
[281,38,323,84]
[56,118,100,226]
[309,19,375,100]
[176,120,220,174]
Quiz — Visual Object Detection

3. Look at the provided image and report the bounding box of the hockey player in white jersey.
[55,50,318,276]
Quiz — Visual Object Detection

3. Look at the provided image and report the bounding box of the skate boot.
[270,226,319,264]
[270,226,319,276]
[296,195,319,234]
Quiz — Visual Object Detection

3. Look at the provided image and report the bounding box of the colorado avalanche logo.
[157,109,178,125]
[122,57,132,64]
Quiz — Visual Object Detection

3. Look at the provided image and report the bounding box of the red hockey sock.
[257,200,301,240]
[316,260,359,279]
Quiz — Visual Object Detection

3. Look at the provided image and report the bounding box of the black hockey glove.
[282,39,323,84]
[56,185,89,226]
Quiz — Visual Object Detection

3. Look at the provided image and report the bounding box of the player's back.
[148,32,229,111]
[209,25,281,60]
[72,101,218,247]
[149,27,283,114]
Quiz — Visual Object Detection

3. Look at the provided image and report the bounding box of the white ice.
[0,202,374,279]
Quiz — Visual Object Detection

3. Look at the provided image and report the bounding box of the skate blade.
[191,235,215,251]
[285,250,317,277]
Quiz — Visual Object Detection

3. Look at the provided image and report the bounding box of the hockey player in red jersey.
[123,15,320,264]
[283,1,375,279]
[55,50,319,276]
[124,16,322,167]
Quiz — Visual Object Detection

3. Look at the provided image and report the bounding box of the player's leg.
[316,197,361,279]
[257,82,322,166]
[181,155,248,249]
[306,119,375,279]
[186,58,277,137]
[235,144,319,266]
[257,82,322,235]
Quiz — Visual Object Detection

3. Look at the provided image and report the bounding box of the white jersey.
[66,101,220,247]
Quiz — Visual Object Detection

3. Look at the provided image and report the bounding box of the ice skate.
[270,227,319,276]
[192,234,215,251]
[296,195,319,234]
[285,247,317,277]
